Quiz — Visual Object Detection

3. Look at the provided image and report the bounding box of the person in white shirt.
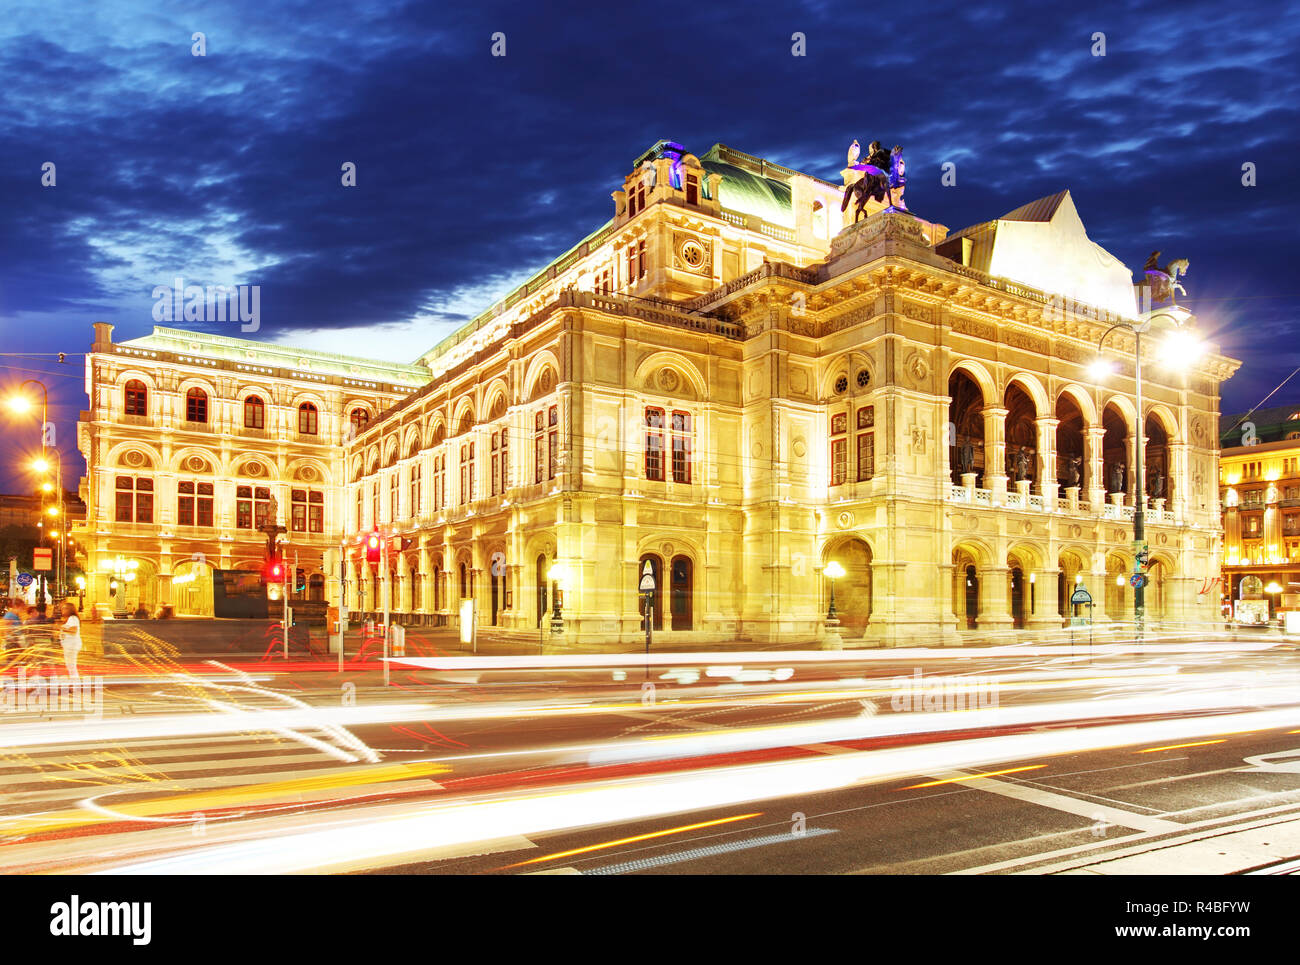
[58,601,82,681]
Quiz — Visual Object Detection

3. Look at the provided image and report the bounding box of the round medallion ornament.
[834,375,848,394]
[661,542,674,558]
[792,437,807,458]
[1022,521,1033,534]
[836,511,854,530]
[658,368,680,392]
[680,239,706,270]
[751,441,763,458]
[856,369,870,389]
[300,467,317,482]
[1070,524,1081,538]
[244,462,265,477]
[185,455,208,473]
[124,450,145,467]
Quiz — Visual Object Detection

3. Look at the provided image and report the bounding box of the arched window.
[244,395,265,429]
[350,408,369,432]
[299,402,318,435]
[185,388,208,423]
[124,380,148,416]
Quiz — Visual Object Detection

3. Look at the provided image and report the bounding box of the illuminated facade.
[76,139,1240,645]
[1218,405,1300,619]
[74,324,427,616]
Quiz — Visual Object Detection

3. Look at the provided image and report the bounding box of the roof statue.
[841,141,906,223]
[1141,250,1189,306]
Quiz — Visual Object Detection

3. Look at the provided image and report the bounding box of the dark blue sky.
[2,0,1298,492]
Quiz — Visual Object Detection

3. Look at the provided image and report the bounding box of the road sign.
[1136,550,1151,566]
[639,573,655,592]
[1130,573,1148,589]
[16,573,33,588]
[1070,587,1092,606]
[32,548,52,572]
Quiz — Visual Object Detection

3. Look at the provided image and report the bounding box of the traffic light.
[265,556,285,584]
[365,528,382,564]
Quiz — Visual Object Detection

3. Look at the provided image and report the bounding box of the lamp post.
[9,382,64,604]
[824,560,845,650]
[1265,581,1283,628]
[547,562,565,635]
[1091,309,1201,643]
[74,575,86,612]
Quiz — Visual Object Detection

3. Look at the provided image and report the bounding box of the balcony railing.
[948,486,1172,524]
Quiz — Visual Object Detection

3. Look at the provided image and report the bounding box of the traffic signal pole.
[381,530,390,687]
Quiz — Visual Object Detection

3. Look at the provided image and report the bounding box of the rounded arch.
[289,389,327,413]
[170,447,220,475]
[1003,371,1050,416]
[171,556,215,617]
[1054,382,1099,427]
[117,369,159,394]
[483,379,510,419]
[176,376,218,402]
[107,440,163,470]
[451,398,476,436]
[1005,541,1046,572]
[948,358,998,404]
[349,455,364,484]
[285,456,331,485]
[1099,392,1138,429]
[401,425,423,459]
[821,351,875,400]
[631,351,707,400]
[382,437,399,468]
[366,445,381,474]
[1144,402,1180,443]
[424,412,448,448]
[821,535,873,636]
[233,456,275,480]
[951,537,996,568]
[522,350,562,402]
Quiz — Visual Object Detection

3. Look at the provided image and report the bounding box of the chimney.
[92,321,114,351]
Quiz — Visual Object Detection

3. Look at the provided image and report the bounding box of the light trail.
[97,706,1300,874]
[501,812,762,868]
[898,766,1047,789]
[1136,740,1228,753]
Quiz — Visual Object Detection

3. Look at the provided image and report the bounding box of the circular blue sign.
[16,573,33,588]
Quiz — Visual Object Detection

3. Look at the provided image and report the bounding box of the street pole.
[381,529,390,686]
[282,539,290,660]
[338,535,346,674]
[1133,328,1146,645]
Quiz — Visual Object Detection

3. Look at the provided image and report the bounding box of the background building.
[75,324,428,616]
[1219,404,1300,622]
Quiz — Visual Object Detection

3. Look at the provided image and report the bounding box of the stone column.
[1168,442,1191,523]
[1084,426,1105,508]
[1027,569,1062,631]
[978,565,1013,631]
[1035,417,1059,504]
[982,405,1008,503]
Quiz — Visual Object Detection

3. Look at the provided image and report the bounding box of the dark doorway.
[670,555,692,631]
[536,554,547,628]
[948,370,986,486]
[964,565,979,629]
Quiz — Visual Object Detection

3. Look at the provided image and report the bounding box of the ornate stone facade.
[75,140,1239,645]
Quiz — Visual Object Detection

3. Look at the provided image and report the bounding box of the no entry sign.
[32,548,52,572]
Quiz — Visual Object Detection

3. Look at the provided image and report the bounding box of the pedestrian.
[2,600,26,651]
[57,601,82,681]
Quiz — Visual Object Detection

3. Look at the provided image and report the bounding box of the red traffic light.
[265,557,285,583]
[366,529,381,563]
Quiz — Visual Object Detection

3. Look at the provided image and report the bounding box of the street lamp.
[547,562,565,634]
[1091,309,1202,641]
[824,560,845,622]
[1266,581,1283,625]
[74,574,86,612]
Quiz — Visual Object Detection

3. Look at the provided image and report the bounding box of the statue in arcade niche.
[958,439,976,475]
[1147,468,1165,500]
[1061,455,1082,489]
[1014,447,1032,482]
[1108,461,1126,495]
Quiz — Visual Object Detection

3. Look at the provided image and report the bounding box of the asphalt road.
[1,637,1297,874]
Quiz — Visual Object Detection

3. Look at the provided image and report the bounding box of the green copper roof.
[123,327,430,385]
[700,144,795,229]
